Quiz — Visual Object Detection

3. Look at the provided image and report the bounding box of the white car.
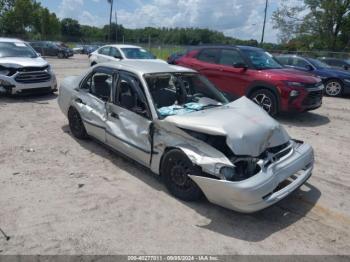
[58,60,314,213]
[89,44,164,66]
[0,38,57,95]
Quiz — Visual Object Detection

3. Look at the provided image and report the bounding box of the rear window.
[197,49,220,64]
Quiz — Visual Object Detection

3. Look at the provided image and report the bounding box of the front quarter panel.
[150,120,233,176]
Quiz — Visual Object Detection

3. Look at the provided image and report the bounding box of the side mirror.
[114,55,123,60]
[233,62,248,69]
[305,64,313,71]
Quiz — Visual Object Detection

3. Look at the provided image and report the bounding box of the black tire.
[324,79,343,97]
[58,52,64,59]
[68,107,88,139]
[249,89,278,116]
[161,149,203,201]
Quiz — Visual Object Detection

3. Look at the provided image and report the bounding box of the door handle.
[75,98,86,105]
[109,112,119,119]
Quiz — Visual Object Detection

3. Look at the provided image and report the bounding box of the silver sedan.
[58,60,314,213]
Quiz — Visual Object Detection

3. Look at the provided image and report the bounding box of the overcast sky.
[36,0,288,43]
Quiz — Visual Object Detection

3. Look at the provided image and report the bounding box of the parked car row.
[30,41,73,59]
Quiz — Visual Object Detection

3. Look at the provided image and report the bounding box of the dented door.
[105,103,152,166]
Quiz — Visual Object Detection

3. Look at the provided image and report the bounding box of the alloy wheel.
[252,93,273,113]
[325,81,342,96]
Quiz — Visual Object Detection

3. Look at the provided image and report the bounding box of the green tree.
[61,18,81,40]
[273,0,350,50]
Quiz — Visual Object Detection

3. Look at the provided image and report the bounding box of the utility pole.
[261,0,268,45]
[115,0,118,43]
[108,0,114,42]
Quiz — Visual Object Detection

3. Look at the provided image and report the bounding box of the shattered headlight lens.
[220,166,236,180]
[0,79,12,86]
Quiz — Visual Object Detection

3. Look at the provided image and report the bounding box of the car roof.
[98,60,196,75]
[0,37,24,43]
[187,45,263,51]
[103,44,143,49]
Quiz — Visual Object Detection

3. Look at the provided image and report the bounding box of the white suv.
[0,38,57,95]
[89,44,164,66]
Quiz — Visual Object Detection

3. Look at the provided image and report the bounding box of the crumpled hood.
[164,97,290,157]
[0,57,48,68]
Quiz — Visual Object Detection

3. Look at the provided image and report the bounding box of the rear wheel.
[161,149,203,201]
[249,89,278,116]
[325,79,343,97]
[68,107,88,139]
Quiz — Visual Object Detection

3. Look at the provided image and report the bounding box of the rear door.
[190,48,222,87]
[106,71,152,166]
[75,67,114,142]
[215,49,251,97]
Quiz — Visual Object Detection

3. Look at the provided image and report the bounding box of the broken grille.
[15,71,51,84]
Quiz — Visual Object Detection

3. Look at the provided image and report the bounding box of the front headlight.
[46,65,52,72]
[220,166,236,180]
[285,81,306,87]
[0,79,12,86]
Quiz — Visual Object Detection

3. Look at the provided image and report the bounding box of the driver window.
[116,73,149,118]
[110,47,122,58]
[98,47,110,55]
[219,49,244,66]
[292,58,309,68]
[82,71,112,101]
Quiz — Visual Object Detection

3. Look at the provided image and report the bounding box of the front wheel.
[249,89,278,116]
[58,52,64,59]
[161,149,203,201]
[68,107,88,139]
[325,80,343,97]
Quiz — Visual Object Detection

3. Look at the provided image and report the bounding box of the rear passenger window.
[82,71,113,101]
[219,49,245,66]
[197,49,220,64]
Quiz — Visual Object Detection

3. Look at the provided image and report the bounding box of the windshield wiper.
[201,104,222,109]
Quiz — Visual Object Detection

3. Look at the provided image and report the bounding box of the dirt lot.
[0,55,349,255]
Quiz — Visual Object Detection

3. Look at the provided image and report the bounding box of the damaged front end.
[153,97,314,213]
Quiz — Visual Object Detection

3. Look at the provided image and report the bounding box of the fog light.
[220,166,236,180]
[290,90,300,97]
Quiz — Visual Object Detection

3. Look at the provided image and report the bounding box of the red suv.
[176,46,323,115]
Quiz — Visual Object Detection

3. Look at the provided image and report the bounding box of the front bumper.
[190,142,314,213]
[342,80,350,95]
[281,85,324,112]
[0,73,57,95]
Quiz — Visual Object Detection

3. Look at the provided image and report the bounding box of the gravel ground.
[0,55,349,255]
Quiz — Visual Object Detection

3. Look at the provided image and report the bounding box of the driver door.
[105,71,152,166]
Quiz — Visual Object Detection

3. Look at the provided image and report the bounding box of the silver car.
[0,38,57,95]
[58,60,314,213]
